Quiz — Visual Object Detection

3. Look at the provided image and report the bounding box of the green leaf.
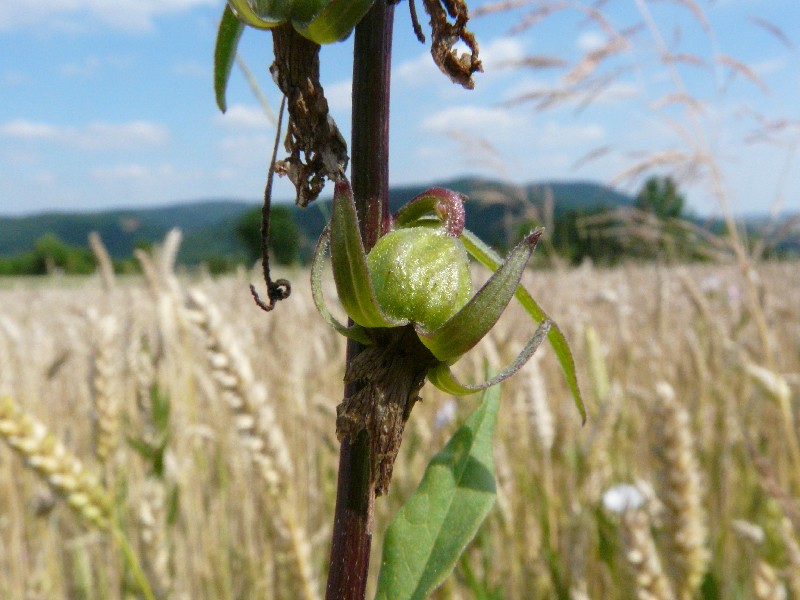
[214,6,244,113]
[427,320,550,396]
[461,229,586,423]
[309,222,373,345]
[296,0,377,44]
[375,384,501,600]
[330,180,403,329]
[127,436,156,462]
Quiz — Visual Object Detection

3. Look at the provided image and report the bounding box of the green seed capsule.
[366,227,473,331]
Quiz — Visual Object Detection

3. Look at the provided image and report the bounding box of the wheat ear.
[650,382,709,600]
[780,518,800,598]
[184,289,318,600]
[88,231,116,291]
[620,507,676,600]
[184,289,293,491]
[89,312,120,467]
[137,479,173,598]
[753,561,787,600]
[0,396,112,530]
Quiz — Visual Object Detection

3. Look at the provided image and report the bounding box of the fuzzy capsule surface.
[366,227,473,331]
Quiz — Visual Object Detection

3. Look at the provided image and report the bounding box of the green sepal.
[214,6,245,113]
[226,0,287,29]
[427,320,551,395]
[295,0,376,44]
[330,180,405,329]
[310,224,373,345]
[416,230,542,363]
[461,229,586,422]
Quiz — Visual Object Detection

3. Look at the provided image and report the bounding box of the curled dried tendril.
[250,96,293,313]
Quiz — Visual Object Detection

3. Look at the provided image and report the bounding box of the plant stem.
[112,526,156,600]
[325,2,394,598]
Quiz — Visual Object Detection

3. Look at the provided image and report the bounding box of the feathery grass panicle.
[0,396,112,530]
[650,382,709,600]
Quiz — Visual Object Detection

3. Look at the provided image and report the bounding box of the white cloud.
[577,31,606,53]
[217,104,274,129]
[480,37,526,71]
[60,57,102,78]
[0,119,169,149]
[394,51,440,87]
[218,134,272,166]
[90,163,151,180]
[174,60,209,78]
[538,121,606,147]
[1,120,59,139]
[324,79,353,112]
[60,55,133,78]
[0,0,216,32]
[751,56,787,76]
[422,105,520,133]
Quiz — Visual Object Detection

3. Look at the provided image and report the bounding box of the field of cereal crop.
[1,244,799,599]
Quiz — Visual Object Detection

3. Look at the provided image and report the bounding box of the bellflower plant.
[214,1,584,597]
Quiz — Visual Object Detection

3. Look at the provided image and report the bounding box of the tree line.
[1,177,792,276]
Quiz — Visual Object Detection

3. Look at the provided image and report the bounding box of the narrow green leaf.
[309,223,373,345]
[461,229,586,422]
[214,6,244,113]
[427,320,550,396]
[330,180,403,329]
[375,384,501,600]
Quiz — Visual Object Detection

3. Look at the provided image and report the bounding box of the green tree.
[236,205,300,265]
[29,234,95,275]
[635,176,685,220]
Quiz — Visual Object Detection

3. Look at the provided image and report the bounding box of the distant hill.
[0,201,253,260]
[0,179,634,264]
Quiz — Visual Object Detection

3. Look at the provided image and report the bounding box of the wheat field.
[0,238,798,599]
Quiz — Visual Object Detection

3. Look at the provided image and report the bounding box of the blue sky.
[1,0,798,217]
